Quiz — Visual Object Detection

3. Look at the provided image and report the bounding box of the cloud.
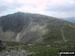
[45,11,75,18]
[0,6,8,13]
[46,0,75,12]
[0,0,75,18]
[0,0,22,13]
[45,0,75,18]
[16,0,47,14]
[4,0,14,3]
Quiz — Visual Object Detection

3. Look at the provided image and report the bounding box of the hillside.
[0,12,75,43]
[63,17,75,23]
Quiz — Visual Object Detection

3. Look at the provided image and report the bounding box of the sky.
[0,0,75,18]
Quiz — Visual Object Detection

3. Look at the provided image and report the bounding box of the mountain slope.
[0,12,75,43]
[63,17,75,23]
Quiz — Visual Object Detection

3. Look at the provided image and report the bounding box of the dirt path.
[61,27,67,42]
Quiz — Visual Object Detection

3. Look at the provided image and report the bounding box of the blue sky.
[0,0,75,18]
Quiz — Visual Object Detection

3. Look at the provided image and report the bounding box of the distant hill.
[0,12,75,43]
[63,17,75,23]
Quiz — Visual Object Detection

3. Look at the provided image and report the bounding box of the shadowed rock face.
[0,40,6,51]
[0,12,75,43]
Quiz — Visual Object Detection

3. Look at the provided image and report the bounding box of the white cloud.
[45,11,75,18]
[17,0,46,4]
[45,0,75,18]
[16,0,47,14]
[47,0,75,4]
[4,0,14,3]
[16,5,46,14]
[0,0,75,18]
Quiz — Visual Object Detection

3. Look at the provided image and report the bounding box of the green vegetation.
[63,24,75,41]
[4,41,75,56]
[7,29,13,32]
[0,12,75,56]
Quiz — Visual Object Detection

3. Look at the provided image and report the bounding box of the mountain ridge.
[63,17,75,23]
[0,12,75,43]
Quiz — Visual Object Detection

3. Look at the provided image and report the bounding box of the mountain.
[0,12,75,43]
[63,17,75,23]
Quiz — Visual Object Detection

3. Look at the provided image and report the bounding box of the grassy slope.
[2,23,75,56]
[3,20,75,56]
[41,22,75,43]
[4,41,75,56]
[63,23,75,42]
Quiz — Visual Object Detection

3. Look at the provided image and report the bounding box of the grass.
[4,41,75,56]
